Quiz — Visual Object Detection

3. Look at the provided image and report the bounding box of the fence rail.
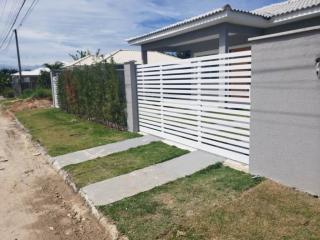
[137,51,251,164]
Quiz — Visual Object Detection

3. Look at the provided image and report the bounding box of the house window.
[23,77,31,83]
[165,50,192,59]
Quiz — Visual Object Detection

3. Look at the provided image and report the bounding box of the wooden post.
[14,29,22,94]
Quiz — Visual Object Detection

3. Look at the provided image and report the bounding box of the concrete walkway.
[51,135,160,169]
[81,151,225,206]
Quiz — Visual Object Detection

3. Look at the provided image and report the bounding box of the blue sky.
[0,0,282,67]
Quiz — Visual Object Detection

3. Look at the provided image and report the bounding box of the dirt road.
[0,109,111,240]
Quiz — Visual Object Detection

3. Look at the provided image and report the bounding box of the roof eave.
[128,10,269,46]
[270,5,320,25]
[128,4,320,46]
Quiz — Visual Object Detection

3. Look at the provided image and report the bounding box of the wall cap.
[249,25,320,42]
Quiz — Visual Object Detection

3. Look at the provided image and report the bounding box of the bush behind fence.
[57,62,127,129]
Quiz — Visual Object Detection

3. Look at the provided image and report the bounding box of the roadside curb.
[8,110,124,240]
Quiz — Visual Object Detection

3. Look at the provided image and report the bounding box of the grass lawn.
[64,141,189,188]
[99,164,320,240]
[15,108,140,156]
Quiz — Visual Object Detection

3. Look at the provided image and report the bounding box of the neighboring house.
[64,49,178,68]
[11,67,50,91]
[127,0,320,63]
[63,55,103,68]
[101,49,179,65]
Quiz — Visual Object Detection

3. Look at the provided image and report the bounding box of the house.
[124,0,320,196]
[64,49,178,68]
[63,55,103,68]
[11,67,50,92]
[101,49,179,65]
[127,0,320,63]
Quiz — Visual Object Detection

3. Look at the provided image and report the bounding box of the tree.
[69,50,91,61]
[68,49,104,61]
[95,49,104,58]
[0,68,17,94]
[37,71,51,88]
[43,61,64,71]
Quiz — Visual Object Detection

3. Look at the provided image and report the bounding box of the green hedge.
[57,62,127,129]
[2,87,15,98]
[20,88,52,100]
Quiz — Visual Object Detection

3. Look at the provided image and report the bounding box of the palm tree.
[95,49,104,58]
[69,50,91,61]
[69,49,104,61]
[43,61,64,71]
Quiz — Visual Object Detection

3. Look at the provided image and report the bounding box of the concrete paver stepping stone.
[51,135,160,169]
[81,150,225,206]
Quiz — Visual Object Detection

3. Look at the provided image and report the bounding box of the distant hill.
[0,64,42,71]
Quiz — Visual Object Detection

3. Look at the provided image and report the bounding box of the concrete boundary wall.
[124,62,139,132]
[250,28,320,196]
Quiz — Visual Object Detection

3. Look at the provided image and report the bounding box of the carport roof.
[127,0,320,45]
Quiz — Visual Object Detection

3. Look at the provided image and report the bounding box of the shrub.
[2,87,15,98]
[20,89,34,99]
[57,61,126,129]
[33,88,52,99]
[20,88,52,100]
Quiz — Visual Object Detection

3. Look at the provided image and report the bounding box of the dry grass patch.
[99,165,320,240]
[206,180,320,240]
[99,164,263,240]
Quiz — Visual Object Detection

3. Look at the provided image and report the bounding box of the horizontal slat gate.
[136,51,251,164]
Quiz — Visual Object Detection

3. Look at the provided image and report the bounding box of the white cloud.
[0,0,280,67]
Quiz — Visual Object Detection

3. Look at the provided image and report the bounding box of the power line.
[0,0,26,49]
[0,1,19,42]
[0,1,22,48]
[18,0,39,27]
[0,0,40,52]
[0,0,26,48]
[0,31,14,53]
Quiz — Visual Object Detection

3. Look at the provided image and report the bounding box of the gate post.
[124,61,139,132]
[50,71,59,108]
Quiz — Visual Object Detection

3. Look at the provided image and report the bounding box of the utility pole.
[14,29,22,94]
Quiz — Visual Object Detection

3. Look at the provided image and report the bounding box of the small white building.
[12,67,50,91]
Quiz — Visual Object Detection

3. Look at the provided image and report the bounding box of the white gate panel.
[137,51,251,164]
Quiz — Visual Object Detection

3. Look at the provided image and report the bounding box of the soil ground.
[7,98,52,113]
[0,106,111,239]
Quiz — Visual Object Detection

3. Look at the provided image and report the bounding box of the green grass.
[99,164,320,240]
[15,108,140,156]
[64,141,189,188]
[98,163,263,240]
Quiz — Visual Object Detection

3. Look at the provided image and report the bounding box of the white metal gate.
[136,51,251,164]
